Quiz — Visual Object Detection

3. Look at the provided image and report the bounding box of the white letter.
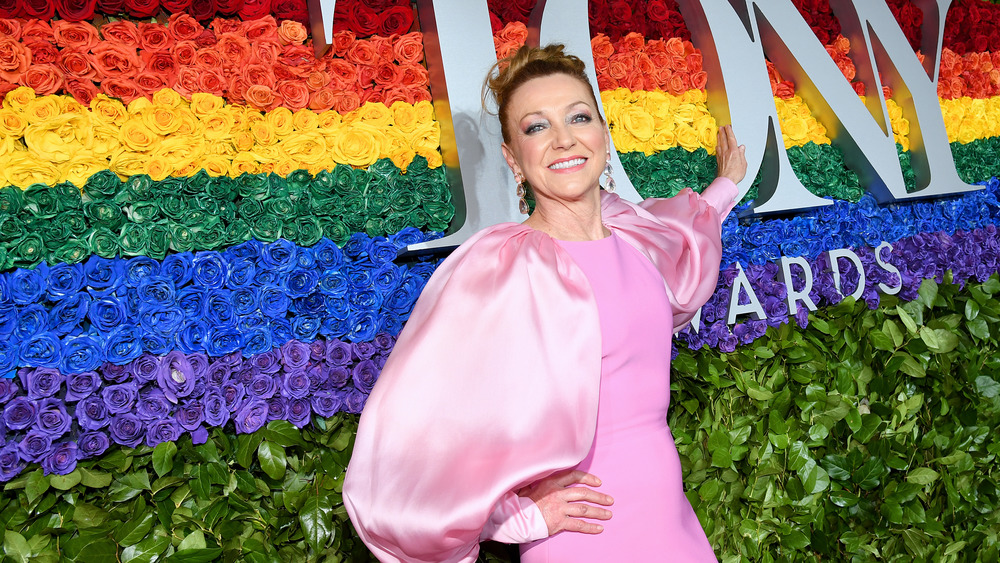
[828,248,866,301]
[875,241,901,294]
[728,263,766,324]
[779,255,817,315]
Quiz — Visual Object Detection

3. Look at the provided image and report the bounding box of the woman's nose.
[551,123,576,149]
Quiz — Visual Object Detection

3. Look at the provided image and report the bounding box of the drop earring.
[603,152,616,193]
[515,173,529,214]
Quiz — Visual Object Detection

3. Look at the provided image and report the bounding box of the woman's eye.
[524,123,545,134]
[571,113,592,123]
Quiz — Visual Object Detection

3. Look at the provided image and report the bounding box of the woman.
[344,44,747,562]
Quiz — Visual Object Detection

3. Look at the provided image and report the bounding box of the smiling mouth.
[548,157,586,170]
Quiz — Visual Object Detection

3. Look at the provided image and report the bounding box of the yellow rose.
[0,108,27,136]
[886,99,903,121]
[957,120,980,145]
[60,151,106,187]
[318,110,343,130]
[127,96,152,114]
[24,97,62,125]
[173,160,200,177]
[681,89,707,104]
[407,121,440,154]
[207,140,236,157]
[155,136,204,169]
[249,144,281,164]
[271,158,301,177]
[279,131,327,165]
[389,147,417,172]
[330,121,383,167]
[610,130,638,154]
[251,120,279,146]
[292,108,319,131]
[417,147,443,168]
[413,100,435,123]
[229,106,252,132]
[3,152,60,188]
[650,129,677,152]
[232,130,255,152]
[618,105,655,142]
[119,119,160,152]
[0,137,23,158]
[390,101,420,133]
[109,149,149,178]
[267,107,295,137]
[601,100,623,132]
[190,92,225,117]
[152,88,185,109]
[24,114,92,163]
[202,110,236,141]
[307,160,335,175]
[145,154,174,182]
[781,116,809,146]
[675,123,700,152]
[198,155,231,177]
[357,102,394,128]
[143,105,183,136]
[231,153,262,175]
[174,108,202,137]
[672,103,698,125]
[90,124,122,159]
[3,87,36,112]
[90,94,128,127]
[694,114,716,152]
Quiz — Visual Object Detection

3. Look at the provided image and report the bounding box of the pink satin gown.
[519,232,718,562]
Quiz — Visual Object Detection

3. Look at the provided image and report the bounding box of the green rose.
[125,175,155,204]
[183,170,212,196]
[52,239,90,267]
[267,173,289,197]
[236,172,271,199]
[387,189,419,214]
[62,213,88,236]
[365,192,390,216]
[128,202,161,224]
[119,223,150,256]
[84,201,125,230]
[11,233,47,267]
[286,169,313,192]
[146,224,170,259]
[329,165,359,196]
[309,170,337,199]
[83,169,123,200]
[53,182,82,211]
[0,186,23,215]
[238,199,265,219]
[22,184,61,219]
[0,216,26,240]
[206,175,236,201]
[41,220,73,244]
[225,219,252,246]
[424,200,455,232]
[294,216,323,246]
[193,221,226,251]
[193,196,221,216]
[88,227,120,258]
[181,208,212,228]
[265,199,294,218]
[217,201,237,224]
[382,213,410,235]
[0,245,10,270]
[406,208,430,230]
[251,214,283,242]
[364,217,385,237]
[159,195,189,221]
[290,192,313,216]
[310,196,341,217]
[170,223,196,252]
[321,217,350,246]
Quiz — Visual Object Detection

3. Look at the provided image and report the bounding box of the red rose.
[139,22,176,51]
[215,0,243,14]
[194,29,217,47]
[97,0,126,13]
[345,4,379,36]
[125,0,161,19]
[197,69,226,95]
[276,80,308,110]
[65,78,100,104]
[0,0,23,18]
[160,0,192,12]
[52,21,101,51]
[272,0,308,24]
[378,5,414,36]
[238,0,270,20]
[166,13,204,41]
[24,40,58,64]
[22,0,56,19]
[59,49,101,80]
[55,0,98,21]
[188,0,216,20]
[100,21,142,49]
[647,0,670,23]
[135,71,165,92]
[170,41,198,65]
[102,77,145,103]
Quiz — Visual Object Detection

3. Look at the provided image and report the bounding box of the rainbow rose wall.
[1,0,999,560]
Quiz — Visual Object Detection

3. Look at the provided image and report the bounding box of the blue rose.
[285,268,318,298]
[20,333,62,368]
[293,293,325,315]
[233,398,268,434]
[288,398,311,428]
[124,256,161,288]
[78,431,110,458]
[0,275,8,305]
[0,442,26,481]
[346,265,373,292]
[237,313,267,331]
[0,305,16,336]
[347,312,378,342]
[140,333,173,356]
[320,316,349,339]
[343,233,372,260]
[48,294,90,337]
[369,238,398,264]
[260,239,296,273]
[372,264,400,294]
[120,288,141,318]
[0,341,17,378]
[311,238,345,270]
[9,264,48,305]
[47,263,85,302]
[177,287,207,321]
[232,288,259,316]
[294,246,316,269]
[104,325,143,365]
[137,276,176,307]
[204,289,236,327]
[318,270,349,297]
[109,414,145,448]
[291,316,321,341]
[349,288,382,312]
[61,335,104,373]
[160,252,194,287]
[226,258,256,289]
[4,397,37,430]
[89,296,127,335]
[269,318,293,344]
[206,327,243,356]
[259,285,289,318]
[243,328,272,357]
[378,311,403,337]
[225,239,263,261]
[388,227,425,250]
[14,304,48,340]
[18,431,54,463]
[192,251,228,289]
[83,255,124,295]
[176,321,209,354]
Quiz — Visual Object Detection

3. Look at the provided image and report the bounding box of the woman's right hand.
[517,469,614,536]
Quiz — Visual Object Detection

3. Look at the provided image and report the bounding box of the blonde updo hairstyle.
[485,43,604,144]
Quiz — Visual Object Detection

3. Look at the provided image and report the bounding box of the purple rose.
[41,441,78,475]
[145,419,180,447]
[18,431,53,462]
[352,360,378,394]
[234,399,268,434]
[266,396,288,421]
[101,361,131,383]
[308,340,327,361]
[288,398,311,428]
[325,341,353,367]
[281,340,310,369]
[76,396,110,430]
[248,374,278,400]
[311,391,344,418]
[129,354,160,384]
[221,382,246,412]
[282,370,311,399]
[136,389,172,421]
[188,427,209,445]
[175,399,205,431]
[250,350,282,374]
[36,399,72,438]
[65,371,101,402]
[102,381,138,414]
[20,367,64,399]
[0,378,17,403]
[0,442,26,481]
[4,397,37,430]
[344,389,367,413]
[109,414,145,448]
[203,390,229,427]
[206,360,231,386]
[328,366,350,388]
[157,351,196,403]
[372,333,396,353]
[78,431,110,458]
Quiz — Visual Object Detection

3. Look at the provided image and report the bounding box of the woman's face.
[501,73,609,210]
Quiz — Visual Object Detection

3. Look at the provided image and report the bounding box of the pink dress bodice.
[519,232,717,562]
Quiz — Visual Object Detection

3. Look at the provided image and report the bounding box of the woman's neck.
[524,195,609,241]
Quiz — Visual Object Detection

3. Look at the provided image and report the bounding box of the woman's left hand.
[716,124,747,185]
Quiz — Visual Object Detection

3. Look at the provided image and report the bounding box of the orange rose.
[619,32,644,54]
[665,37,686,57]
[374,62,399,87]
[139,22,175,51]
[393,31,424,64]
[250,40,281,66]
[170,41,198,66]
[276,81,310,111]
[330,90,361,114]
[831,35,851,55]
[93,43,141,79]
[357,65,377,87]
[210,18,242,35]
[346,41,378,66]
[331,30,356,58]
[371,36,394,62]
[0,20,22,40]
[21,20,54,42]
[690,71,708,91]
[591,34,614,59]
[685,52,703,73]
[242,64,276,89]
[277,20,308,45]
[397,64,428,88]
[243,16,279,42]
[22,64,64,95]
[166,13,204,41]
[228,75,250,104]
[0,38,30,82]
[99,21,141,50]
[141,50,178,82]
[217,33,251,65]
[102,78,145,104]
[607,54,631,81]
[308,88,337,112]
[194,47,225,70]
[24,40,57,65]
[667,74,686,96]
[381,86,417,106]
[327,59,358,89]
[597,74,618,91]
[305,71,330,91]
[245,84,278,111]
[645,39,666,58]
[171,67,198,97]
[56,49,98,81]
[52,21,100,51]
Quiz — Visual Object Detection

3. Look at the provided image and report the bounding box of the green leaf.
[4,530,31,563]
[113,512,155,546]
[25,470,50,504]
[780,529,810,550]
[854,457,884,490]
[965,299,980,321]
[236,433,264,469]
[906,468,940,486]
[897,353,927,378]
[165,549,223,563]
[300,495,335,553]
[883,319,904,348]
[918,278,939,309]
[72,503,108,528]
[78,467,112,488]
[121,537,170,563]
[829,489,860,507]
[797,459,830,495]
[258,441,288,480]
[152,442,178,478]
[896,305,918,334]
[49,469,82,490]
[265,420,307,447]
[822,455,852,481]
[976,376,1000,399]
[920,327,958,354]
[870,329,895,351]
[178,530,207,551]
[787,442,810,472]
[968,317,991,340]
[61,536,118,563]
